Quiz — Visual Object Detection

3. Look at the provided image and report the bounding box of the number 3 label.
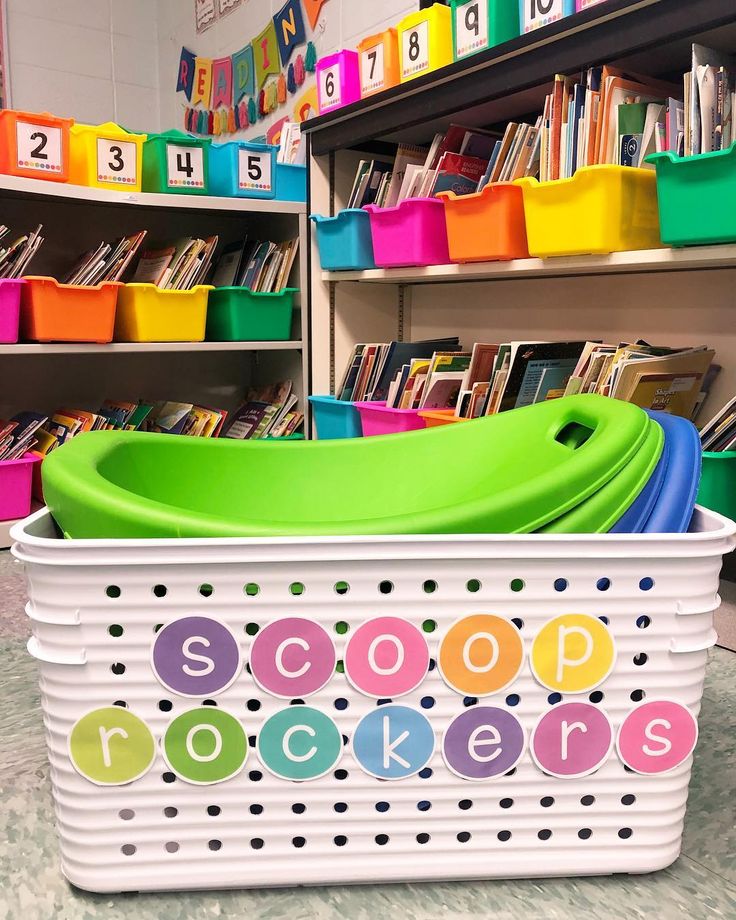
[402,22,429,79]
[166,144,205,188]
[360,43,385,95]
[96,138,137,185]
[16,122,63,174]
[319,63,341,110]
[238,149,272,192]
[455,1,489,59]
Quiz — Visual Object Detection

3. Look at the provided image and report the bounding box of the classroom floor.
[2,551,735,920]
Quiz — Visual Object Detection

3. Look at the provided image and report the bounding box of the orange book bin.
[438,182,529,263]
[20,277,120,343]
[0,110,73,182]
[418,409,467,427]
[357,29,400,97]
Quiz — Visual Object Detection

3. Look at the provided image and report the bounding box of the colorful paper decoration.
[305,41,317,72]
[195,0,217,33]
[277,73,287,103]
[302,0,325,30]
[254,20,280,89]
[267,116,289,146]
[294,53,306,86]
[248,97,257,124]
[293,84,318,122]
[275,0,306,67]
[218,0,242,15]
[211,57,233,109]
[287,63,296,94]
[232,45,255,101]
[177,47,196,100]
[192,56,213,106]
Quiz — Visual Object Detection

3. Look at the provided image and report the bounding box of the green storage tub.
[697,451,736,521]
[142,130,211,195]
[647,142,736,246]
[205,287,296,341]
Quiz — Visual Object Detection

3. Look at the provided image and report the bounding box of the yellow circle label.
[530,614,615,693]
[439,614,524,696]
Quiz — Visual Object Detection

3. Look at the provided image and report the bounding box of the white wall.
[156,0,417,138]
[5,0,160,133]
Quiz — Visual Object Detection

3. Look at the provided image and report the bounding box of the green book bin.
[142,130,211,195]
[646,142,736,246]
[205,287,296,341]
[450,0,519,61]
[697,451,736,521]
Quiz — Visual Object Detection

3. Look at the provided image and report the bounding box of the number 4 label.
[402,22,429,79]
[96,138,137,185]
[455,2,489,59]
[16,122,63,174]
[319,63,341,110]
[166,144,205,189]
[238,149,272,193]
[360,43,385,95]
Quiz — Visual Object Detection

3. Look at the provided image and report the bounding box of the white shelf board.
[0,173,305,215]
[321,245,736,284]
[0,340,303,355]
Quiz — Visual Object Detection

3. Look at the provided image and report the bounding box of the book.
[499,341,588,412]
[430,152,488,196]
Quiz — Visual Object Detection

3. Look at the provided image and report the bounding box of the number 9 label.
[166,144,205,189]
[16,122,63,174]
[454,1,489,59]
[319,63,341,111]
[402,22,429,79]
[238,149,272,193]
[96,138,137,186]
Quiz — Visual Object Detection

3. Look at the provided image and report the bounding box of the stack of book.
[0,223,44,278]
[277,122,306,165]
[700,395,736,452]
[210,236,299,292]
[224,381,303,439]
[63,231,148,285]
[0,412,48,460]
[132,236,218,290]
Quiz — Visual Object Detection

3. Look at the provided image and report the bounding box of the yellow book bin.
[69,122,146,192]
[114,284,213,342]
[516,166,662,257]
[398,4,454,83]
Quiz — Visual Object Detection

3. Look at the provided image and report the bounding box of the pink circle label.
[617,700,698,774]
[249,618,336,698]
[531,702,613,778]
[344,616,429,697]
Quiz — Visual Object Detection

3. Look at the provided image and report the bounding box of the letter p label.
[531,614,615,693]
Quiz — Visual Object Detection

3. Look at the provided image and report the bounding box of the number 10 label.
[96,138,137,185]
[16,122,63,174]
[524,0,565,32]
[360,43,385,95]
[166,144,205,189]
[402,22,429,79]
[238,149,272,193]
[455,2,489,59]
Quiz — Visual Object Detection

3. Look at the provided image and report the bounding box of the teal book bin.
[277,163,307,202]
[142,130,211,195]
[451,0,519,61]
[311,210,376,270]
[309,395,363,439]
[208,141,276,199]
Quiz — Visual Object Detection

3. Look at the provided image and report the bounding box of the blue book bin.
[309,395,363,439]
[277,163,307,202]
[311,210,376,270]
[208,141,277,199]
[519,0,574,33]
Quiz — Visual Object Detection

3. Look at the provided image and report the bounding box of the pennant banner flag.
[302,0,325,30]
[232,44,255,101]
[212,56,233,108]
[274,0,306,67]
[253,20,280,89]
[192,56,213,106]
[177,47,196,100]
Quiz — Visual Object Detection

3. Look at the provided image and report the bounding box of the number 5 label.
[360,43,385,95]
[166,144,205,189]
[16,122,63,174]
[402,22,429,79]
[96,138,137,185]
[455,2,489,59]
[238,149,272,193]
[319,63,341,111]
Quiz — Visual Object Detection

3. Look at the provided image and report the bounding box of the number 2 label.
[238,149,272,193]
[402,22,429,78]
[16,122,63,174]
[166,144,204,188]
[96,138,137,185]
[455,1,489,59]
[319,63,341,110]
[360,43,385,94]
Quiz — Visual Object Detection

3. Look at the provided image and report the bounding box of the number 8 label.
[238,149,272,193]
[96,138,137,186]
[166,144,205,189]
[319,63,341,111]
[402,22,429,79]
[16,122,63,174]
[360,43,385,95]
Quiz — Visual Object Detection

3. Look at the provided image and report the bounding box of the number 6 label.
[166,144,205,189]
[238,149,272,193]
[402,22,429,79]
[96,138,137,185]
[319,63,341,111]
[455,2,489,59]
[16,122,63,174]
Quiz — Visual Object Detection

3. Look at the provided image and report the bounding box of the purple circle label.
[151,616,242,697]
[442,707,525,780]
[249,617,336,698]
[531,702,613,778]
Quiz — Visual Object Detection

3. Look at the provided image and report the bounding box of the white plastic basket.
[12,506,736,894]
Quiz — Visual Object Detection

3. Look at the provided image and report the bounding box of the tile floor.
[1,551,734,920]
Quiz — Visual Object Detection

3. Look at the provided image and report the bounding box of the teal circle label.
[162,708,248,784]
[257,706,342,781]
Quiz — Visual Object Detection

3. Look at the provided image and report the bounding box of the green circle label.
[163,708,248,784]
[258,706,342,781]
[69,707,156,785]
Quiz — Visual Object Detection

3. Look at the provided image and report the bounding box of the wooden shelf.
[0,340,304,355]
[321,246,736,284]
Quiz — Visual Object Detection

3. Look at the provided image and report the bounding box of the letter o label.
[344,616,429,697]
[439,614,524,696]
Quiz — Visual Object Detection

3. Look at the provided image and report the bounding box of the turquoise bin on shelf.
[208,140,277,199]
[309,395,363,439]
[277,163,307,201]
[311,210,376,270]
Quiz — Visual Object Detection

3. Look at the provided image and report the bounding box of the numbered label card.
[16,121,63,175]
[166,143,205,189]
[455,1,489,59]
[523,0,566,32]
[319,62,342,111]
[402,21,429,79]
[238,148,272,193]
[360,42,385,95]
[96,138,137,186]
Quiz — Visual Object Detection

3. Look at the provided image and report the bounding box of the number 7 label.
[360,43,385,95]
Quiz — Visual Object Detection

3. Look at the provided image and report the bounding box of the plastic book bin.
[576,0,609,9]
[646,143,736,246]
[520,0,574,33]
[68,122,146,192]
[641,410,701,533]
[697,451,736,522]
[0,453,38,521]
[141,130,211,195]
[0,278,24,343]
[450,0,520,61]
[357,29,400,97]
[316,51,361,114]
[41,395,658,539]
[20,277,120,343]
[114,284,212,342]
[516,166,662,257]
[276,163,307,202]
[309,394,363,440]
[208,141,276,199]
[439,183,529,263]
[354,401,428,437]
[205,288,296,342]
[311,210,376,270]
[418,409,467,427]
[398,5,453,83]
[0,110,73,182]
[364,199,450,267]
